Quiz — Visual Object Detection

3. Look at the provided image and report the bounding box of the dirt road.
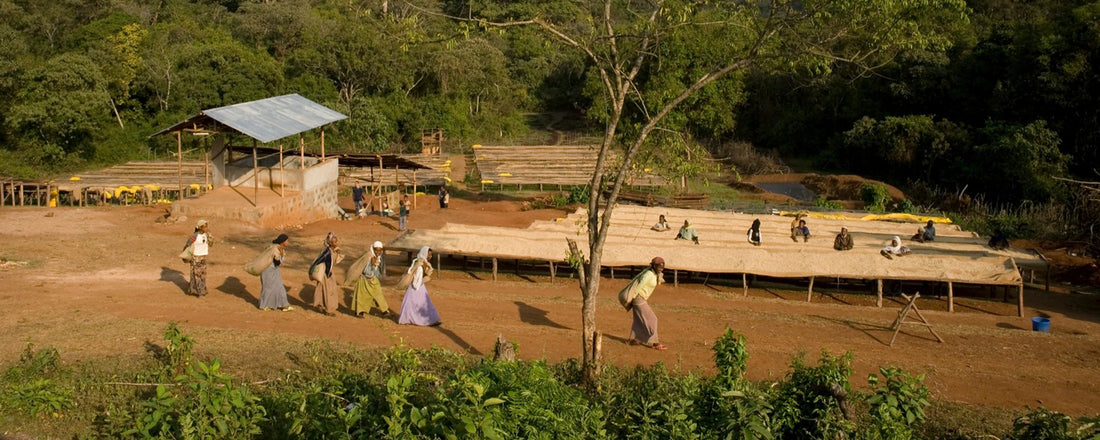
[1,198,1098,415]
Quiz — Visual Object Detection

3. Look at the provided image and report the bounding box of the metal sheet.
[202,94,347,143]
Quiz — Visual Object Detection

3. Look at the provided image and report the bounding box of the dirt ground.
[1,184,1099,418]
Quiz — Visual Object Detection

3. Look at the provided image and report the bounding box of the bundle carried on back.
[244,245,280,276]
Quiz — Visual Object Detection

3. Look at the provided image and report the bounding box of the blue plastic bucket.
[1031,317,1050,333]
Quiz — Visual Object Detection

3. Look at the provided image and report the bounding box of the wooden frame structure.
[151,94,347,206]
[387,205,1047,317]
[472,145,665,189]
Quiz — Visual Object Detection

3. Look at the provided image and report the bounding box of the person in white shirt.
[183,219,211,297]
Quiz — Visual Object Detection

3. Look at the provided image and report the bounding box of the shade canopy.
[151,94,347,143]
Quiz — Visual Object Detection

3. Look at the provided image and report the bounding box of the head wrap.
[750,219,761,232]
[416,246,430,260]
[373,241,384,249]
[651,256,665,266]
[324,232,338,248]
[272,234,289,244]
[196,219,207,228]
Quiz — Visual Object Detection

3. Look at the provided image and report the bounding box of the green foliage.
[815,198,845,210]
[568,186,590,205]
[712,328,749,389]
[106,359,267,439]
[771,350,855,439]
[895,199,917,214]
[162,322,194,376]
[0,344,72,417]
[860,183,891,212]
[1007,407,1091,440]
[865,367,932,440]
[599,363,702,440]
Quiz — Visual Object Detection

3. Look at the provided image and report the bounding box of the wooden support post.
[807,276,815,302]
[278,145,284,197]
[742,273,748,296]
[549,261,556,283]
[436,252,441,279]
[876,279,883,307]
[1018,283,1025,317]
[492,257,498,282]
[320,130,325,159]
[252,139,259,205]
[610,267,614,279]
[176,131,183,198]
[948,281,954,313]
[673,269,678,287]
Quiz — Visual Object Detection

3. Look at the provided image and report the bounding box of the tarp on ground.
[388,205,1036,286]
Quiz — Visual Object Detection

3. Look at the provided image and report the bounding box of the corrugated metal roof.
[151,94,347,143]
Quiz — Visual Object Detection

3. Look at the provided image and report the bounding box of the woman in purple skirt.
[399,246,441,326]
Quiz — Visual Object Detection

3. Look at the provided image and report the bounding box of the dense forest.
[0,0,1097,208]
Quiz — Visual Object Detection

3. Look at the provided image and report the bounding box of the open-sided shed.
[151,93,347,204]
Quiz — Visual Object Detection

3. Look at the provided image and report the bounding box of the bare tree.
[459,0,966,383]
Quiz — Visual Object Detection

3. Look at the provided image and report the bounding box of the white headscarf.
[883,236,903,253]
[370,241,384,258]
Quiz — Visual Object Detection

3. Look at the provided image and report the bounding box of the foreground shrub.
[0,344,72,417]
[1008,407,1100,440]
[864,366,931,440]
[771,350,855,439]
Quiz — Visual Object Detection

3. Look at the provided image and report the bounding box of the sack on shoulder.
[618,278,639,310]
[344,251,372,287]
[309,263,326,283]
[244,245,278,277]
[179,246,194,263]
[395,269,415,290]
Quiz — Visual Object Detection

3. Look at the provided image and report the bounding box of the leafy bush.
[860,183,890,212]
[712,328,749,388]
[864,367,931,440]
[599,363,703,439]
[0,345,72,417]
[1008,407,1100,440]
[161,322,194,376]
[895,199,917,213]
[568,186,591,204]
[771,350,855,439]
[814,197,844,210]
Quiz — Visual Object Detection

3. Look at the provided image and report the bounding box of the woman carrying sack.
[398,246,441,326]
[624,257,667,350]
[183,219,211,297]
[349,241,390,317]
[258,234,293,311]
[309,232,342,315]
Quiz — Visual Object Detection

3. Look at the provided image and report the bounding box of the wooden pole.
[436,252,441,279]
[492,257,498,282]
[252,139,258,205]
[947,281,954,313]
[673,269,678,287]
[807,276,814,302]
[1018,283,1025,317]
[549,261,556,283]
[876,279,883,307]
[413,169,418,209]
[204,147,209,192]
[742,273,748,296]
[176,131,182,198]
[377,155,383,211]
[278,144,284,197]
[320,130,325,159]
